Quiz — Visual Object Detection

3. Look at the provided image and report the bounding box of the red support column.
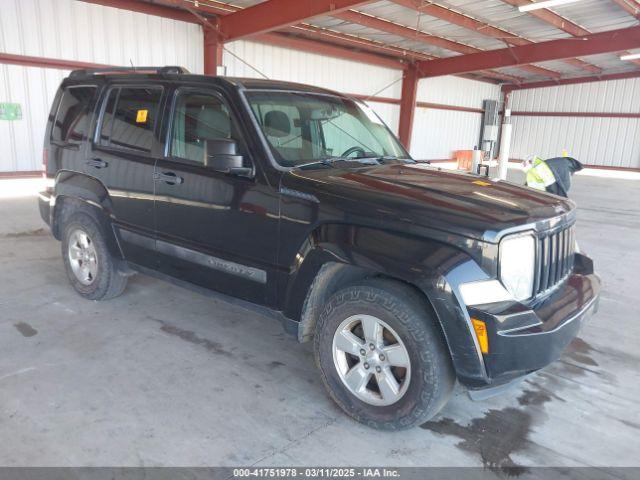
[204,28,223,75]
[398,65,419,150]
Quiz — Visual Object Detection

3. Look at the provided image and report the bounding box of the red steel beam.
[162,0,237,16]
[287,24,436,62]
[0,52,108,70]
[334,10,560,78]
[0,52,484,118]
[391,0,600,74]
[416,102,484,114]
[500,0,590,36]
[510,110,640,118]
[78,1,522,81]
[393,0,523,41]
[349,94,400,105]
[398,65,419,149]
[477,70,525,83]
[417,26,640,77]
[80,0,199,23]
[502,69,640,91]
[288,27,512,84]
[168,0,520,81]
[610,0,640,18]
[501,0,640,67]
[83,0,411,70]
[335,10,478,54]
[348,94,490,114]
[203,28,223,75]
[218,0,374,42]
[255,33,406,70]
[177,0,436,66]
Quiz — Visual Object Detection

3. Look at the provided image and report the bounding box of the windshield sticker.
[136,109,149,123]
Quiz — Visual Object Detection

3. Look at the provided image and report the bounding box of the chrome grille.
[534,225,576,295]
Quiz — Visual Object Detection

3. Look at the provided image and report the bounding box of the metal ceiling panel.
[435,0,572,41]
[496,66,542,81]
[200,0,639,80]
[536,59,591,76]
[355,1,506,50]
[547,0,638,33]
[585,53,638,72]
[307,16,463,57]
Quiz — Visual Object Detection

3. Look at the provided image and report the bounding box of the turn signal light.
[471,319,489,354]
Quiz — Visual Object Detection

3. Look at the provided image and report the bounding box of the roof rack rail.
[69,66,190,78]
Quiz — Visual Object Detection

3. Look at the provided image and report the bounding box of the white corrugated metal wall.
[2,1,501,172]
[223,41,500,161]
[510,77,640,169]
[0,0,203,172]
[222,40,403,134]
[412,76,501,160]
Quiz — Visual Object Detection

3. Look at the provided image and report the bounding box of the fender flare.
[53,171,123,259]
[281,223,490,386]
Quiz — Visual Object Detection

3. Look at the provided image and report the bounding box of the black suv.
[39,67,600,430]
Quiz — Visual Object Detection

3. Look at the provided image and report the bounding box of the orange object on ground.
[455,150,474,170]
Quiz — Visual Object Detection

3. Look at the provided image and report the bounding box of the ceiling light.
[518,0,584,12]
[620,53,640,61]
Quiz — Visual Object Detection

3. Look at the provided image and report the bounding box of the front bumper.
[467,253,600,393]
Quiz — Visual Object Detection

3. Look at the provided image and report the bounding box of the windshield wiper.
[294,157,344,169]
[294,155,416,170]
[294,156,379,169]
[356,155,417,164]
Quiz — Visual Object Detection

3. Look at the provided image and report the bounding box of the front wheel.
[314,279,454,430]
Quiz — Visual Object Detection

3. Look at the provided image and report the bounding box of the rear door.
[89,83,166,267]
[153,86,280,306]
[48,85,99,175]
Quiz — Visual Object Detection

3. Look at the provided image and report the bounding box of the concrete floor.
[0,173,639,472]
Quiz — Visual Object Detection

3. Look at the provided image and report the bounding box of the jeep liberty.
[39,67,600,430]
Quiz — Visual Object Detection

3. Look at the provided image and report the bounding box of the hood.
[285,163,574,241]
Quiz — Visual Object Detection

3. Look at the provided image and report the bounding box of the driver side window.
[170,92,237,164]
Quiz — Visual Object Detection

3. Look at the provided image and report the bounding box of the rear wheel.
[314,279,454,430]
[61,212,127,300]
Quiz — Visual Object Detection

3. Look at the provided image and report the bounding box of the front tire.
[314,279,454,430]
[61,211,128,300]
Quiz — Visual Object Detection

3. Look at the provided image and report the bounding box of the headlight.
[499,233,536,301]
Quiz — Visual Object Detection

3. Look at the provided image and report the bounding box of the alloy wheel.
[67,228,99,286]
[332,314,411,406]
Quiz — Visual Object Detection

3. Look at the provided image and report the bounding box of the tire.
[314,278,454,430]
[61,211,128,300]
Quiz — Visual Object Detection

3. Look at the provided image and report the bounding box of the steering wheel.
[341,146,366,158]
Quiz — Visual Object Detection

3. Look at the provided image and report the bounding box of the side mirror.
[204,139,252,177]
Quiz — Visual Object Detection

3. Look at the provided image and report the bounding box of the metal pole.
[497,109,512,180]
[398,65,419,150]
[471,147,482,175]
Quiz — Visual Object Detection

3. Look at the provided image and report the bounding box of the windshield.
[245,91,410,168]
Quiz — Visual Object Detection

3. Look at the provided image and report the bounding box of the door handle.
[153,171,184,185]
[86,158,108,169]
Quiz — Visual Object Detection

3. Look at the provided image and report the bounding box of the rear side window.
[51,86,97,144]
[99,86,162,153]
